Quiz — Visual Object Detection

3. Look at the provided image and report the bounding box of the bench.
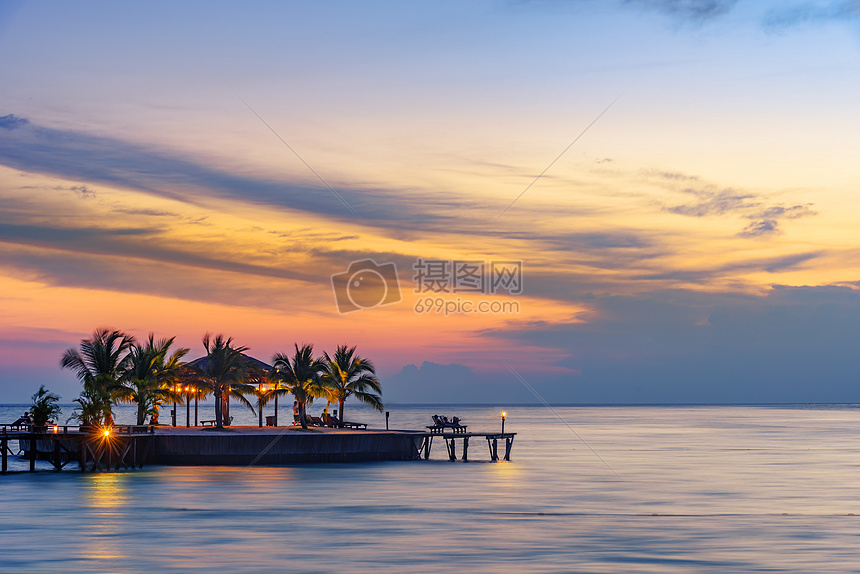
[201,420,216,427]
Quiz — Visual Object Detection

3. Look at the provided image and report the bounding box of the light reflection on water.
[1,404,859,573]
[80,473,128,565]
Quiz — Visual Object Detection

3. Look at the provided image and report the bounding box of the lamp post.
[501,411,506,435]
[185,386,191,427]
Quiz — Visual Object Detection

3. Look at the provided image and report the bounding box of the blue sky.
[1,1,859,404]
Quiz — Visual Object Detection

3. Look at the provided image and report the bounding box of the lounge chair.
[323,413,366,429]
[428,414,467,434]
[431,414,463,427]
[340,420,367,429]
[322,413,338,427]
[9,416,31,430]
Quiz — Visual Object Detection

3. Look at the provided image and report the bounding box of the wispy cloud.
[666,187,759,217]
[0,115,832,311]
[0,222,334,310]
[630,250,823,282]
[739,218,779,237]
[0,114,29,130]
[111,206,179,217]
[625,0,738,21]
[664,182,816,236]
[69,185,96,199]
[0,115,490,232]
[764,0,860,31]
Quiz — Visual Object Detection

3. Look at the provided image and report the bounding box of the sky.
[1,0,859,404]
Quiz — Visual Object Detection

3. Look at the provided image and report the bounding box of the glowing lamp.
[103,429,111,438]
[53,425,59,433]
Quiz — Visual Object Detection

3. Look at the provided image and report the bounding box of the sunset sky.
[1,1,859,404]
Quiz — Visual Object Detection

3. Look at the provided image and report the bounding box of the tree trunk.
[214,389,223,428]
[339,399,345,428]
[274,394,278,427]
[137,402,146,426]
[299,401,308,429]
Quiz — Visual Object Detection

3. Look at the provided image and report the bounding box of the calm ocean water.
[2,403,859,573]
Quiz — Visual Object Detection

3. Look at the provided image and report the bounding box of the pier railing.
[1,424,155,435]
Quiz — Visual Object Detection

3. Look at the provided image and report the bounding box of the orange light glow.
[103,429,111,438]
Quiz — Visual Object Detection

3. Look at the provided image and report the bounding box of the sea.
[1,402,859,573]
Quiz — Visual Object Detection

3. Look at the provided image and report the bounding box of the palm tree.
[321,345,383,426]
[67,387,104,427]
[30,385,62,426]
[60,328,136,426]
[189,334,256,428]
[271,344,325,429]
[115,334,189,425]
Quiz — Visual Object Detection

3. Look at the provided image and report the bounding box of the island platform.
[2,425,516,472]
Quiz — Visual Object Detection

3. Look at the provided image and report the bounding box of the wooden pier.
[419,431,516,462]
[1,424,155,473]
[1,424,516,472]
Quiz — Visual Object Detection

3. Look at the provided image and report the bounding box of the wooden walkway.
[1,425,155,473]
[419,431,516,462]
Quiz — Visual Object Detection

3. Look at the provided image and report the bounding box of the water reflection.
[2,405,860,573]
[86,473,127,512]
[80,473,129,565]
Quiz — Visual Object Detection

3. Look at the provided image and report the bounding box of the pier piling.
[419,431,515,462]
[0,424,154,473]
